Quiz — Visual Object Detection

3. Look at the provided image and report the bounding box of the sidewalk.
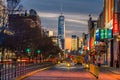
[100,65,120,75]
[108,67,120,75]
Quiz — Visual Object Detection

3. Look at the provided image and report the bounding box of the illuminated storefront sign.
[113,13,119,35]
[100,29,105,39]
[96,29,112,40]
[104,29,108,39]
[96,29,100,41]
[108,29,113,38]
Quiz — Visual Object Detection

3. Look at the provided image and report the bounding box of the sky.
[21,0,103,49]
[21,0,103,37]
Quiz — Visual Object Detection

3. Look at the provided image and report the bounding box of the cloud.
[37,11,91,37]
[22,0,103,15]
[38,11,98,26]
[66,18,87,25]
[38,12,58,18]
[65,29,87,37]
[21,0,103,38]
[20,0,103,49]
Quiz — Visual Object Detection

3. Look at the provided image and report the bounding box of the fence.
[0,62,52,80]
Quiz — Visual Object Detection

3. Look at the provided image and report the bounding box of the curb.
[102,66,120,75]
[15,63,56,80]
[16,66,52,80]
[100,66,120,75]
[108,69,120,75]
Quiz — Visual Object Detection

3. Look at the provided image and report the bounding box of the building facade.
[95,0,120,68]
[103,0,120,68]
[71,35,79,51]
[46,31,53,37]
[50,36,58,46]
[58,14,65,51]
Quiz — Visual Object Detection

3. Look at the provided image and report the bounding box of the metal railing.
[0,62,53,80]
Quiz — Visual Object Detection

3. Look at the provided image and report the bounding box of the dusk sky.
[21,0,103,49]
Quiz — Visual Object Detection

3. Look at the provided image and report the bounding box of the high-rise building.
[58,13,65,50]
[71,35,79,51]
[50,36,58,46]
[79,38,83,49]
[46,30,53,37]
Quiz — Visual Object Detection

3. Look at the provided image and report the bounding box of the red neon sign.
[113,13,119,34]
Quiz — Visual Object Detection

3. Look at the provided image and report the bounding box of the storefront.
[95,42,106,65]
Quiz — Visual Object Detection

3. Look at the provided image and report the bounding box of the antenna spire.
[60,4,63,15]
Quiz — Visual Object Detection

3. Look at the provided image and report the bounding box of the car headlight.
[58,61,61,64]
[67,63,71,67]
[85,64,89,68]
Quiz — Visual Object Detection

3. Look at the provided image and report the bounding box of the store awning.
[95,42,106,46]
[95,42,106,53]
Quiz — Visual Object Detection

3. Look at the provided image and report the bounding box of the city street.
[23,63,95,80]
[0,0,120,80]
[23,63,120,80]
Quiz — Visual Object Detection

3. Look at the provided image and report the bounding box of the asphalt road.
[23,63,120,80]
[23,63,95,80]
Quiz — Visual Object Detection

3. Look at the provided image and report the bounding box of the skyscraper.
[58,12,65,51]
[71,35,79,51]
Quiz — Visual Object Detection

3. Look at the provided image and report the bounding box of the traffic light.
[37,49,41,54]
[26,48,31,53]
